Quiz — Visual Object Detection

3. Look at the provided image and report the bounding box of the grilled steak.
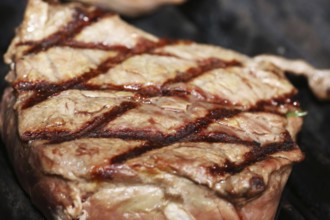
[1,0,319,219]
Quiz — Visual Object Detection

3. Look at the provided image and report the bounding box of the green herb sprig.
[286,110,308,118]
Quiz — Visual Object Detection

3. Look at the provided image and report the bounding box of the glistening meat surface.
[1,0,306,219]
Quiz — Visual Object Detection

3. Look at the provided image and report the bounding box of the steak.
[2,0,321,219]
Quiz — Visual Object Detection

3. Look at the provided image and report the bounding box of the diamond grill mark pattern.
[20,38,174,109]
[17,52,242,110]
[16,6,297,177]
[208,131,295,176]
[19,7,113,55]
[109,108,242,164]
[92,131,296,180]
[22,101,139,143]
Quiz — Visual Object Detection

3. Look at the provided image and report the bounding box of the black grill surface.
[0,0,329,219]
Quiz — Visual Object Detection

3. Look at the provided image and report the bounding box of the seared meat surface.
[0,0,308,219]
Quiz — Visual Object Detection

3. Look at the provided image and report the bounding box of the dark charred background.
[0,0,330,219]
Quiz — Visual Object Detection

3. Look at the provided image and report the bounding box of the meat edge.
[1,87,300,220]
[0,88,81,219]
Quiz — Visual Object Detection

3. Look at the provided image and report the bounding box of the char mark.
[19,55,242,109]
[185,132,259,147]
[98,131,296,180]
[59,39,192,51]
[20,7,112,55]
[19,39,176,109]
[110,108,241,164]
[88,129,165,143]
[22,101,138,143]
[208,131,295,176]
[163,58,242,86]
[252,92,299,112]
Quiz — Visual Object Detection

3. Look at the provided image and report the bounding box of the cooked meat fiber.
[1,0,315,219]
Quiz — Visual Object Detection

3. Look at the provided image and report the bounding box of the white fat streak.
[164,203,195,220]
[78,210,88,220]
[65,186,83,219]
